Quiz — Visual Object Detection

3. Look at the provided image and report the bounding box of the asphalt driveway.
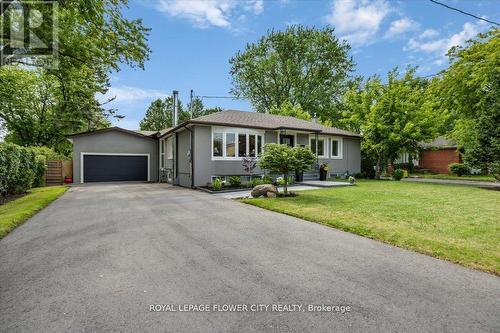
[0,184,499,332]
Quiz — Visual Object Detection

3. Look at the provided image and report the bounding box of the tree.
[258,144,315,194]
[438,28,499,175]
[185,97,222,121]
[269,101,311,121]
[0,0,150,153]
[229,25,354,121]
[140,99,172,131]
[140,97,222,130]
[342,67,443,178]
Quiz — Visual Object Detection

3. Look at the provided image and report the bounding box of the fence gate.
[46,160,63,185]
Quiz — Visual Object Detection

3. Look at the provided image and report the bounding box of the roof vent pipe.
[312,113,318,123]
[173,90,179,127]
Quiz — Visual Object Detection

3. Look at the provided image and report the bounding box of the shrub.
[212,177,223,191]
[348,176,356,184]
[229,176,241,187]
[276,177,285,186]
[449,163,469,176]
[250,177,263,187]
[491,163,500,181]
[0,143,42,196]
[392,169,404,181]
[33,154,47,187]
[29,146,68,160]
[262,175,273,184]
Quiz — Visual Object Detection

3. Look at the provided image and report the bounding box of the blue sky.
[103,0,499,129]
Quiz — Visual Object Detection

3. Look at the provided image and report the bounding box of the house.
[396,136,461,174]
[67,110,361,187]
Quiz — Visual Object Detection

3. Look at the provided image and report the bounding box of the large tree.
[438,28,499,175]
[342,67,443,178]
[229,25,354,121]
[0,0,150,153]
[140,97,221,131]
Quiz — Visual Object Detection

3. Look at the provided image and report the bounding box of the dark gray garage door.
[83,155,148,182]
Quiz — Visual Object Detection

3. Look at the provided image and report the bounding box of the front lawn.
[0,186,67,239]
[241,180,500,275]
[411,174,497,182]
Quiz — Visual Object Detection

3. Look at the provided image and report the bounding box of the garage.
[83,154,149,182]
[67,127,159,184]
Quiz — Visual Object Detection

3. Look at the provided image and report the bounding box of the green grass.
[0,186,67,239]
[412,173,497,182]
[241,180,500,275]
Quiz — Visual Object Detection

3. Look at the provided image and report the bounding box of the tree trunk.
[283,172,288,195]
[375,157,381,179]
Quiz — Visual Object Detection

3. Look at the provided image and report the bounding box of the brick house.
[397,137,461,174]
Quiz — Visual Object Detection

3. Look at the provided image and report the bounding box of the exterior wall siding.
[193,126,265,186]
[71,131,158,183]
[192,125,361,186]
[177,130,192,187]
[419,148,460,174]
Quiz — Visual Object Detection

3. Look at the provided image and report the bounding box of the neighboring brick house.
[397,137,461,174]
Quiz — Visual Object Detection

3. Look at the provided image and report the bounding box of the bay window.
[226,133,236,157]
[249,135,256,157]
[212,129,264,159]
[238,134,247,157]
[213,133,223,157]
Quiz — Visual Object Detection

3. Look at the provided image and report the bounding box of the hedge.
[0,143,47,197]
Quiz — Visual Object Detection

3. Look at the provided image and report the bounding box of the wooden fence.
[45,160,72,185]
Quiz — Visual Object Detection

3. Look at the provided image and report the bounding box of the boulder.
[251,184,278,198]
[266,191,277,198]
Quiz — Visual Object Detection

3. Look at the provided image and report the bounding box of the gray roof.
[164,110,360,137]
[132,130,158,137]
[420,136,457,149]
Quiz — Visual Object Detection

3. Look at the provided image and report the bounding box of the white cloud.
[155,0,264,29]
[420,28,439,39]
[325,0,390,46]
[99,86,168,103]
[384,17,418,38]
[405,22,483,56]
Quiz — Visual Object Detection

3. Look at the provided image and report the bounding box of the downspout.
[315,132,319,169]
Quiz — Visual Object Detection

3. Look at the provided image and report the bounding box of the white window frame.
[166,136,173,159]
[330,137,343,159]
[159,139,165,168]
[80,152,150,184]
[211,127,265,161]
[310,136,328,158]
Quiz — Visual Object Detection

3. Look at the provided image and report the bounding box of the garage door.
[83,155,148,182]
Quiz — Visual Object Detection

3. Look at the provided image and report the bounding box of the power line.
[429,0,499,26]
[196,95,247,100]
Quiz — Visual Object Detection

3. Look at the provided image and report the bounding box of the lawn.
[411,174,497,182]
[0,186,67,239]
[241,180,500,275]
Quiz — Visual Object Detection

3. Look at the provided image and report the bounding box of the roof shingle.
[169,110,360,137]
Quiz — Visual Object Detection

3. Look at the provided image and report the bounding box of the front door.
[280,135,294,147]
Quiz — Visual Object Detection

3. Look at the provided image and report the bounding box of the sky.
[102,0,499,129]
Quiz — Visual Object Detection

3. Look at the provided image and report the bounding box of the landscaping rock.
[251,184,278,198]
[266,192,277,198]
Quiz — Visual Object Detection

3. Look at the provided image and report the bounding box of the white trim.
[330,137,343,159]
[309,135,328,158]
[80,152,150,183]
[211,126,265,161]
